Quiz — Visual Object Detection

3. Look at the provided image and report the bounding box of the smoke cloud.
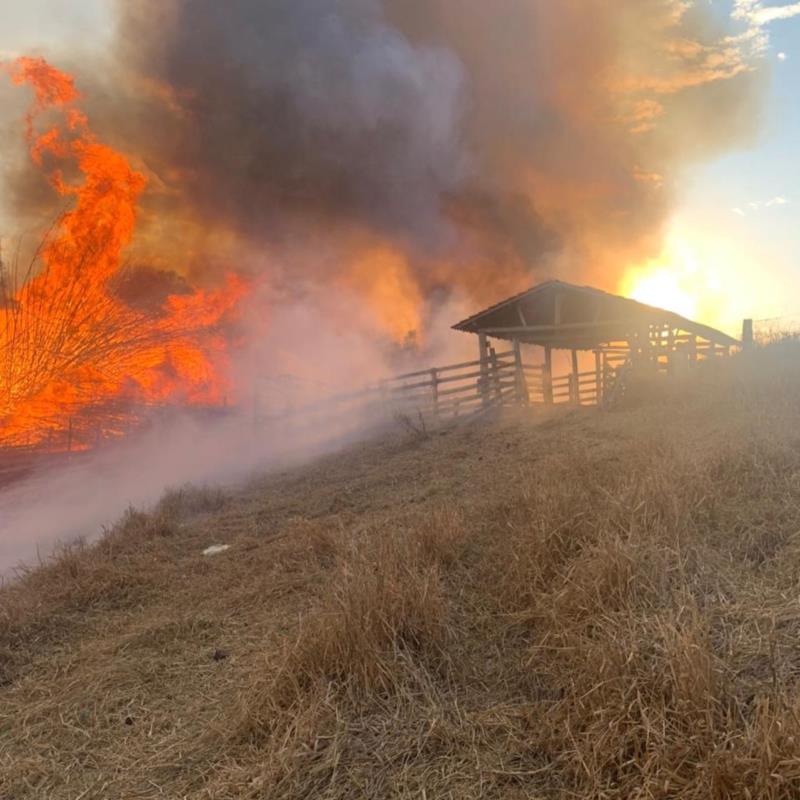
[2,0,769,345]
[109,1,763,307]
[0,1,780,567]
[0,401,390,575]
[118,0,469,246]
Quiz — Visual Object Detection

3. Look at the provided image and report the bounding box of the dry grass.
[4,344,800,797]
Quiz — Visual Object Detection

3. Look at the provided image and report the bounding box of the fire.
[344,246,423,343]
[1,58,244,451]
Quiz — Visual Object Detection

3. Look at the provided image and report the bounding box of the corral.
[257,281,744,435]
[453,280,740,406]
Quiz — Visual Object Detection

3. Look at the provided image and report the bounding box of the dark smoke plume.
[118,0,469,246]
[4,0,767,338]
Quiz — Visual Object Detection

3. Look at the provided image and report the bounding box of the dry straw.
[4,343,800,797]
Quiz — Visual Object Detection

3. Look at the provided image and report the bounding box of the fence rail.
[256,346,614,435]
[255,331,743,435]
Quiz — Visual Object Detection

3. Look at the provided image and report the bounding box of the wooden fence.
[254,327,747,436]
[255,349,521,434]
[383,349,520,420]
[255,346,633,435]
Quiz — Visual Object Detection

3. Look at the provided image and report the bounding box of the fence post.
[688,335,697,365]
[666,327,675,374]
[430,368,439,420]
[571,350,580,406]
[512,339,529,406]
[742,319,754,350]
[544,346,553,405]
[478,332,490,408]
[379,379,388,405]
[490,347,502,404]
[594,350,602,406]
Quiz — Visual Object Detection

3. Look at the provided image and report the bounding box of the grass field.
[3,345,800,798]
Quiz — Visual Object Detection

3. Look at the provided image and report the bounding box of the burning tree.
[0,57,244,451]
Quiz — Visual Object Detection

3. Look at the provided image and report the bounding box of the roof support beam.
[483,320,632,335]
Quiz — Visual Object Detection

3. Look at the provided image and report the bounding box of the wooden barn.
[452,280,740,407]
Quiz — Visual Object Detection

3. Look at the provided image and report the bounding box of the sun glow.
[620,232,704,319]
[618,222,768,336]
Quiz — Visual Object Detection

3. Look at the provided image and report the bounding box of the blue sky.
[676,1,800,323]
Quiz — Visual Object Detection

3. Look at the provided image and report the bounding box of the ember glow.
[1,58,244,451]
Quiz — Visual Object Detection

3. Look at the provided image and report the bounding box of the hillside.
[3,346,800,799]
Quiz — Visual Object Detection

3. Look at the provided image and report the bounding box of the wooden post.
[512,339,529,406]
[666,327,675,374]
[571,349,580,406]
[430,368,440,419]
[625,336,635,368]
[544,345,553,405]
[742,319,754,350]
[375,379,387,421]
[688,335,697,365]
[594,350,602,406]
[478,332,490,408]
[489,347,502,404]
[642,325,653,368]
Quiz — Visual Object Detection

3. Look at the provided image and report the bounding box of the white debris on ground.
[202,544,231,557]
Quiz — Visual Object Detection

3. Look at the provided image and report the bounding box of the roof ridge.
[451,280,739,347]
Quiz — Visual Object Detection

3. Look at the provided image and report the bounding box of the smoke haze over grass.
[5,342,800,797]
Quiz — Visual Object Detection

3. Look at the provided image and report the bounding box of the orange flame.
[1,58,244,450]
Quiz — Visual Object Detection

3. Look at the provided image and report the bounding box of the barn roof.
[452,280,739,350]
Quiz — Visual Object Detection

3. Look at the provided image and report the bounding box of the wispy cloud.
[732,196,790,215]
[617,1,800,135]
[750,3,800,24]
[732,2,800,56]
